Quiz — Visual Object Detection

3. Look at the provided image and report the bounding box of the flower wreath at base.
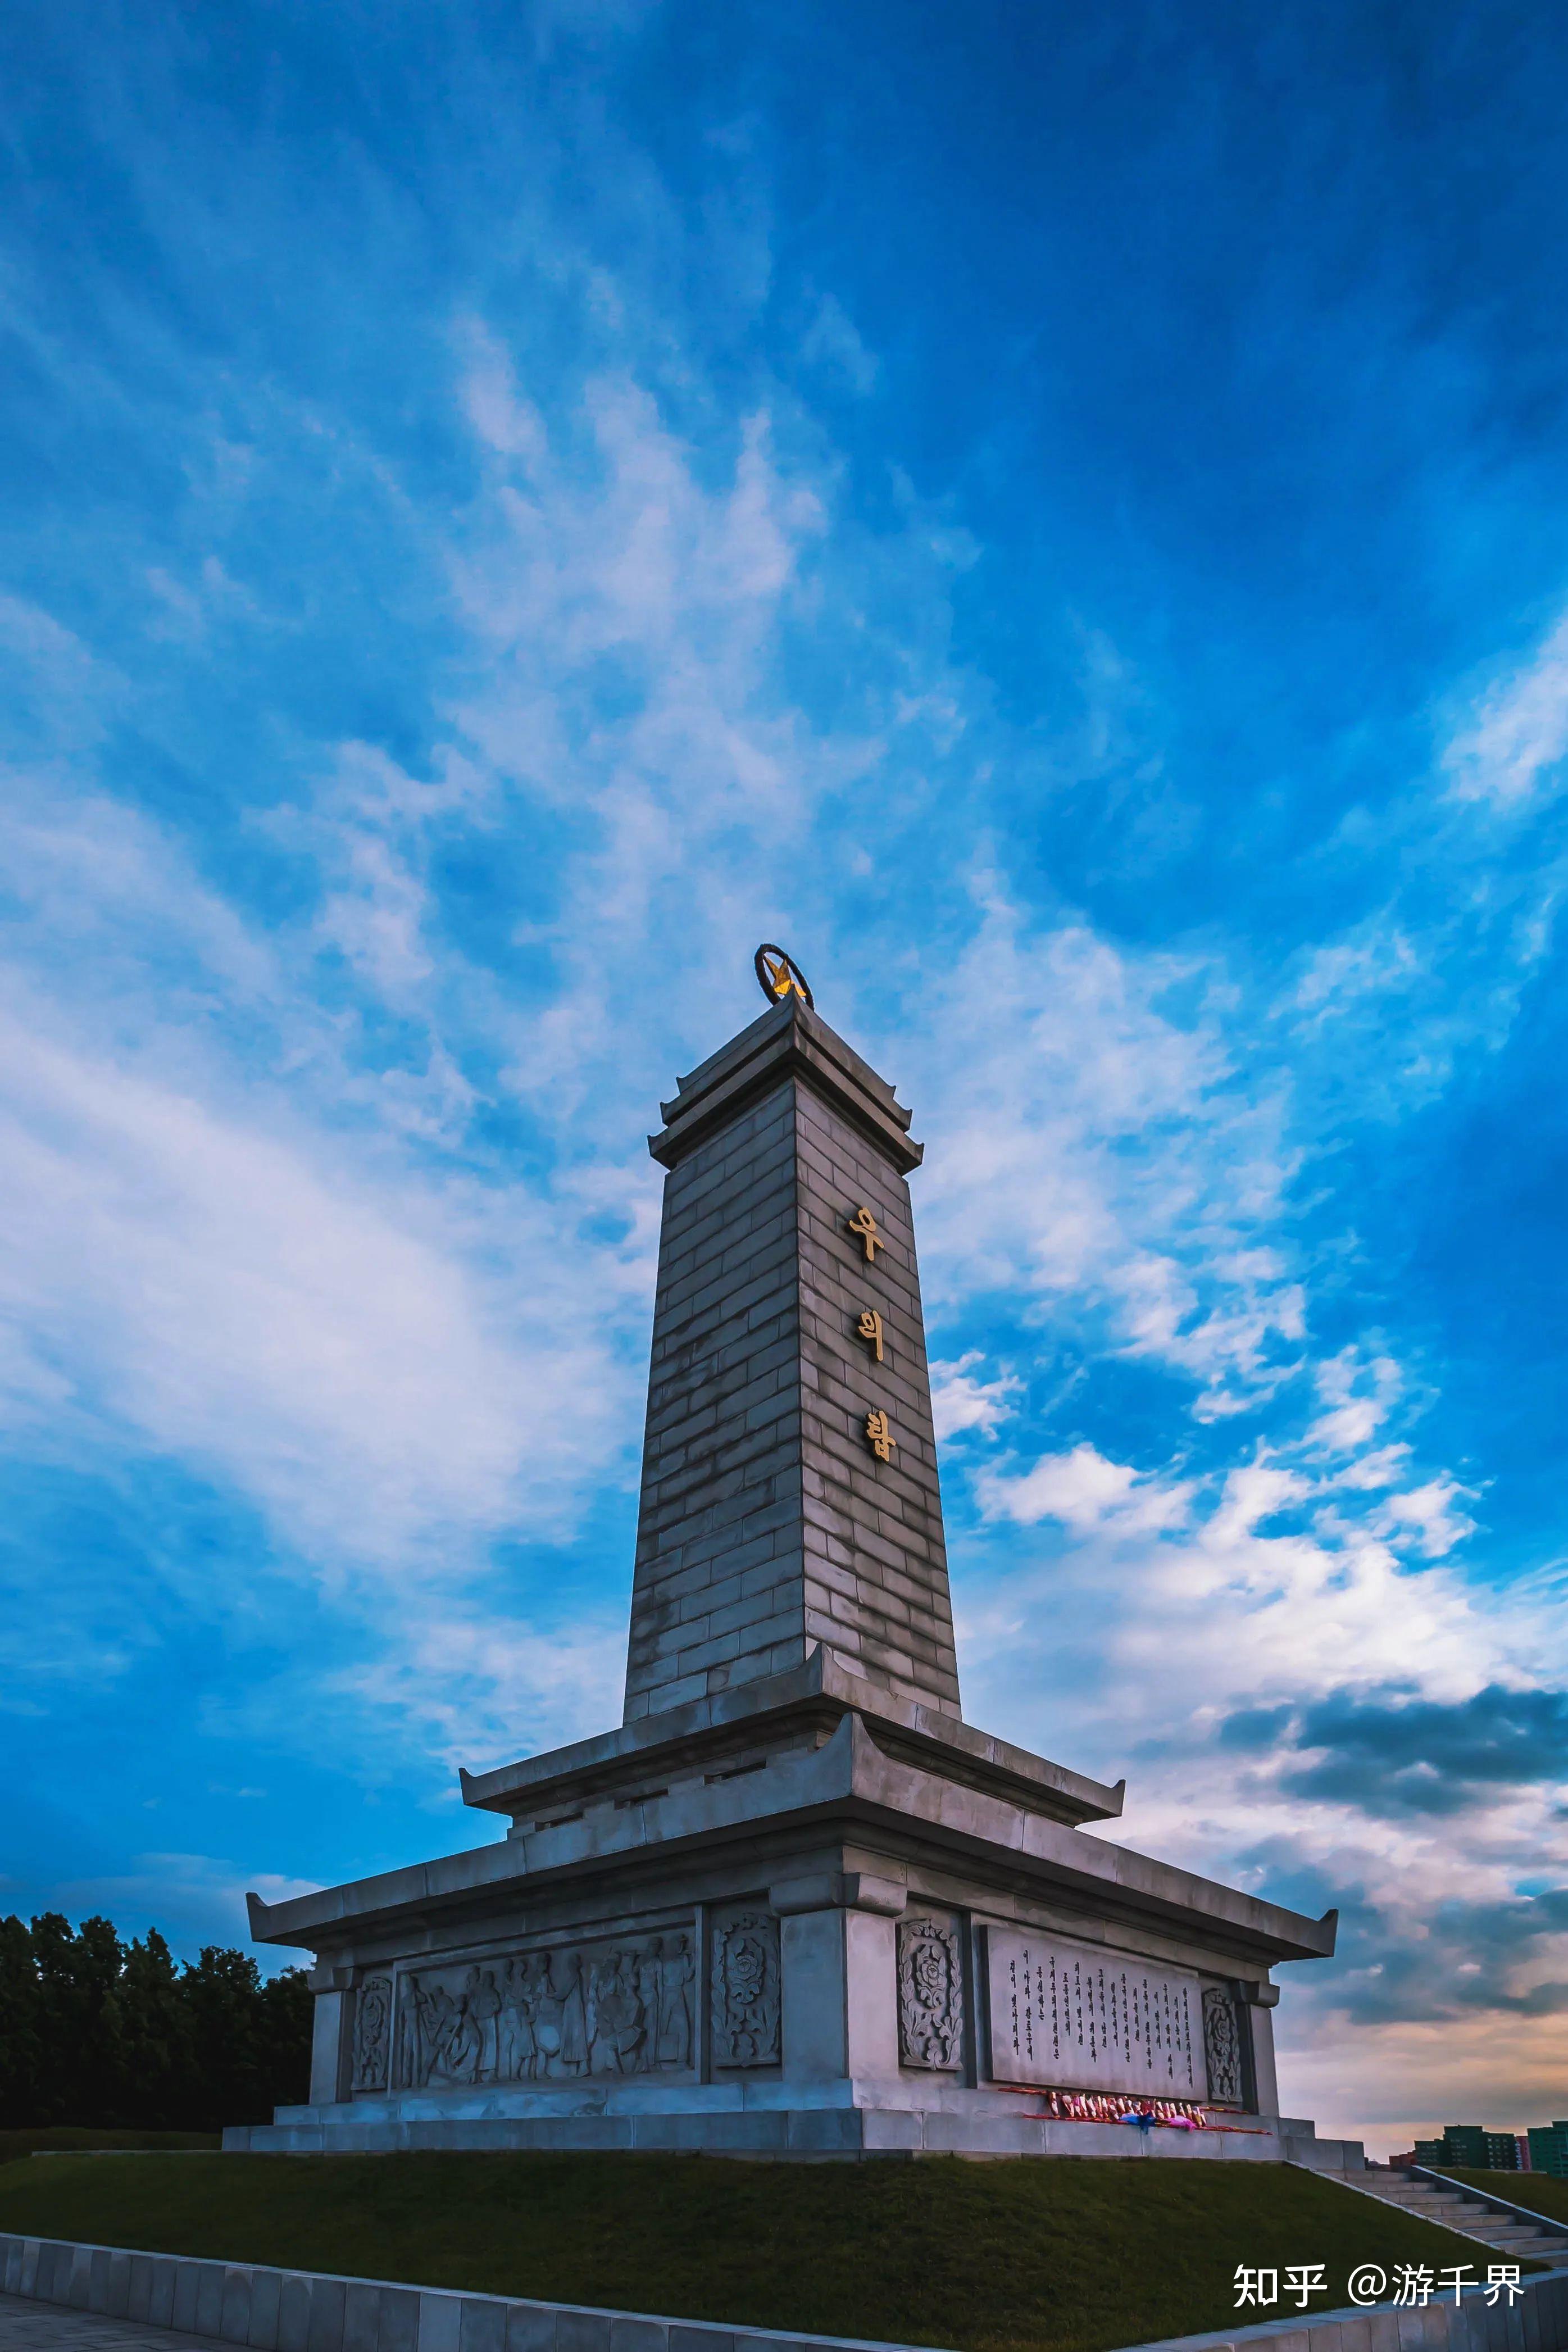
[990,2085,1211,2128]
[1047,2090,1209,2128]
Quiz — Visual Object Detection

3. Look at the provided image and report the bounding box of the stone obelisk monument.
[626,952,958,1726]
[235,953,1360,2164]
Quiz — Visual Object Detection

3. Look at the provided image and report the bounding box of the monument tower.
[235,953,1359,2163]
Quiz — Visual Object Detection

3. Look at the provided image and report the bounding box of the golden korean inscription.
[865,1409,896,1463]
[847,1206,883,1262]
[856,1307,884,1363]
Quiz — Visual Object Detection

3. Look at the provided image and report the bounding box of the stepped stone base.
[224,2084,1364,2167]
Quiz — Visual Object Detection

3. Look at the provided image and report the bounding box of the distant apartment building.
[1529,2123,1568,2177]
[1415,2126,1522,2170]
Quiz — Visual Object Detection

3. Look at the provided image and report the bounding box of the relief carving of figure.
[656,1934,694,2069]
[436,1968,484,2084]
[712,1911,780,2068]
[897,1918,963,2071]
[534,1949,589,2077]
[351,1976,392,2092]
[392,1927,699,2091]
[395,1980,420,2089]
[469,1967,502,2079]
[635,1941,663,2047]
[498,1954,541,2081]
[1202,1982,1246,2107]
[590,1949,646,2073]
[417,1979,461,2082]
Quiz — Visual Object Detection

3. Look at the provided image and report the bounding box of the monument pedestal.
[232,1656,1359,2164]
[235,982,1360,2166]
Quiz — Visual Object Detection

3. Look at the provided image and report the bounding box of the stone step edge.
[1118,2267,1568,2352]
[0,2231,937,2352]
[7,2230,1568,2352]
[1313,2165,1561,2260]
[1412,2168,1568,2244]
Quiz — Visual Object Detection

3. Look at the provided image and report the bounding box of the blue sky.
[4,0,1568,2155]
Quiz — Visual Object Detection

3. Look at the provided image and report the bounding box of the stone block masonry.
[0,2237,949,2352]
[792,1082,958,1717]
[625,1000,960,1724]
[8,2236,1568,2352]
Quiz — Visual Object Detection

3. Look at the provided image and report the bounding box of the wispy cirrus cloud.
[1444,609,1568,811]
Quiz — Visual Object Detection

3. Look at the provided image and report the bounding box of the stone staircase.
[1348,2166,1568,2263]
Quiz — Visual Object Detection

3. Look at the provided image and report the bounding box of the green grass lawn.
[0,2129,219,2165]
[0,2150,1522,2352]
[1446,2169,1568,2226]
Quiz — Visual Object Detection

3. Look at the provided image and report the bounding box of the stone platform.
[224,2085,1362,2165]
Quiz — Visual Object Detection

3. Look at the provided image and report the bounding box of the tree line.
[0,1913,312,2129]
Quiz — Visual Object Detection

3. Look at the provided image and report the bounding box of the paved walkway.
[0,2296,229,2352]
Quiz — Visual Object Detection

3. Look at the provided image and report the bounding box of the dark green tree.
[182,1945,269,2128]
[257,1964,313,2117]
[0,1913,44,2125]
[28,1913,126,2126]
[0,1913,311,2130]
[117,1929,190,2127]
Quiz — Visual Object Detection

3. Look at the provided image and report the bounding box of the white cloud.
[1305,1347,1402,1456]
[799,293,880,396]
[52,1852,323,1959]
[929,1352,1020,1438]
[458,316,551,464]
[334,1607,627,1781]
[977,1441,1194,1536]
[0,992,642,1577]
[1372,1475,1478,1560]
[903,895,1306,1419]
[1445,607,1568,809]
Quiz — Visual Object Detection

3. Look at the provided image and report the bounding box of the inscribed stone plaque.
[984,1927,1201,2097]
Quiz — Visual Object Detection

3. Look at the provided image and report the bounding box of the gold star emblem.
[753,943,814,1009]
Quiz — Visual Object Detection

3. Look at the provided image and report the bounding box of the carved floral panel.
[710,1908,780,2069]
[351,1974,392,2092]
[1202,1982,1247,2108]
[897,1916,963,2071]
[392,1929,695,2090]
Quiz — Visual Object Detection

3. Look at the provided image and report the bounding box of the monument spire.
[624,951,961,1723]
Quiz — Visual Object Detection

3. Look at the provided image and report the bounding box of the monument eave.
[834,1713,1337,1967]
[248,1706,1326,1973]
[648,999,924,1175]
[247,1725,869,1951]
[458,1646,1125,1829]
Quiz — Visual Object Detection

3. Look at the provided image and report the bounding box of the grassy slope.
[0,2151,1517,2352]
[1447,2169,1568,2226]
[0,2130,219,2164]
